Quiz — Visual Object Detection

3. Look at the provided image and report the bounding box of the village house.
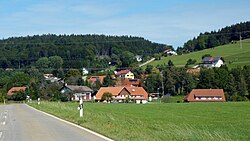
[44,74,64,83]
[183,89,226,102]
[115,70,134,79]
[96,86,148,104]
[135,55,142,62]
[7,87,27,96]
[202,56,224,68]
[60,85,93,101]
[88,76,107,85]
[163,49,177,56]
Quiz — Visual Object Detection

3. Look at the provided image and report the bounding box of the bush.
[161,95,171,103]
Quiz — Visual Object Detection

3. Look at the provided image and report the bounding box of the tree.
[197,68,216,89]
[119,51,135,67]
[36,57,49,71]
[145,65,153,74]
[167,60,174,67]
[132,67,144,79]
[103,72,114,87]
[185,58,197,68]
[101,92,112,102]
[49,56,63,69]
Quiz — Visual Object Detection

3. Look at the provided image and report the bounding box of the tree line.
[0,34,172,69]
[177,21,250,54]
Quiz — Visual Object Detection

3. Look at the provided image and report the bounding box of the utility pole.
[240,32,243,49]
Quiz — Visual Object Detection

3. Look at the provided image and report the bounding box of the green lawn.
[149,39,250,68]
[29,102,250,141]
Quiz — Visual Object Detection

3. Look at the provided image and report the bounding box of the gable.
[119,88,130,96]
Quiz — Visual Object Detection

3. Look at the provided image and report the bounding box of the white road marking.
[3,116,7,119]
[26,104,113,141]
[0,131,2,139]
[2,121,5,125]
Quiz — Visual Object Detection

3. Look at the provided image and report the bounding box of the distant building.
[60,85,93,101]
[183,89,226,102]
[82,67,89,76]
[115,70,134,79]
[202,56,224,68]
[163,49,177,56]
[44,74,64,83]
[7,87,26,96]
[135,55,142,62]
[96,86,148,104]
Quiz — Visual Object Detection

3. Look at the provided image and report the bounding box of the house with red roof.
[96,86,148,104]
[183,89,226,102]
[7,87,27,96]
[202,56,224,68]
[115,70,134,79]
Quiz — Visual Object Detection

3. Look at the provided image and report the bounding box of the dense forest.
[0,34,171,69]
[177,21,250,54]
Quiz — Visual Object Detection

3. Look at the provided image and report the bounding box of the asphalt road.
[0,104,108,141]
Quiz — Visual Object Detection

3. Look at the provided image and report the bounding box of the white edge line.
[26,104,114,141]
[0,131,2,139]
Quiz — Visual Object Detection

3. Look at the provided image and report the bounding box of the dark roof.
[66,85,93,92]
[202,57,223,62]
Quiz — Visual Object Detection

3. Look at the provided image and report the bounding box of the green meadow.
[29,102,250,141]
[149,38,250,68]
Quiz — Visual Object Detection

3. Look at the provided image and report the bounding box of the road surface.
[0,104,108,141]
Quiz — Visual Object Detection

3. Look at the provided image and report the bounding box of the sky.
[1,0,250,48]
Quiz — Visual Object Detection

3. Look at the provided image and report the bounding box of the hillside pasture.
[29,102,250,141]
[149,39,250,68]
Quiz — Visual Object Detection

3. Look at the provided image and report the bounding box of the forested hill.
[177,21,250,54]
[0,34,171,69]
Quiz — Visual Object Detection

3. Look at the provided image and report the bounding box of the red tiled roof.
[96,86,148,100]
[183,89,226,102]
[163,49,171,53]
[7,87,26,95]
[124,79,140,86]
[186,69,200,75]
[115,70,130,76]
[88,76,106,84]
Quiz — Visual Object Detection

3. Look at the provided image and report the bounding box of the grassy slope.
[29,102,250,141]
[149,38,250,68]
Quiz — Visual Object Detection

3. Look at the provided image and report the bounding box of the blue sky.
[1,0,250,48]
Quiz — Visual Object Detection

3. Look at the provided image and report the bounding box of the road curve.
[0,104,108,141]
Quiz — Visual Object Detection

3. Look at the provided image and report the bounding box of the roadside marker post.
[76,93,84,117]
[38,98,40,105]
[80,97,83,117]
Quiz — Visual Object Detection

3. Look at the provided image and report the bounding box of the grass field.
[149,38,250,68]
[29,102,250,141]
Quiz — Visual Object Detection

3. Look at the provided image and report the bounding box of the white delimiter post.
[80,97,83,117]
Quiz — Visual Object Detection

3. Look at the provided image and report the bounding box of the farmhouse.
[202,56,224,68]
[7,87,27,96]
[115,70,135,79]
[183,89,226,102]
[60,85,93,101]
[163,49,177,56]
[96,86,148,104]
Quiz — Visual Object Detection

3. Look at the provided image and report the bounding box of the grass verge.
[28,102,250,141]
